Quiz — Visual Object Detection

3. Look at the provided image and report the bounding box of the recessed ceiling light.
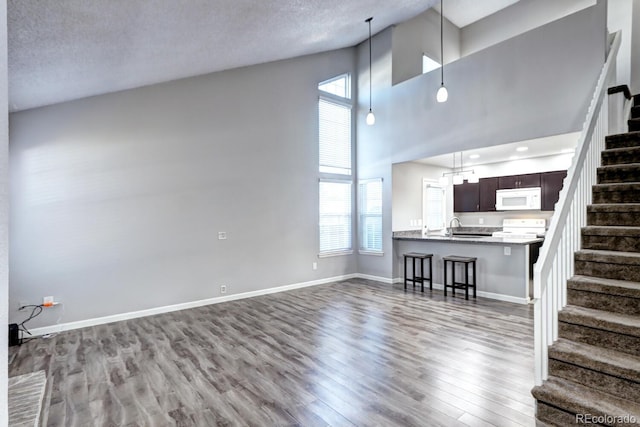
[509,155,518,160]
[469,154,480,159]
[516,146,529,152]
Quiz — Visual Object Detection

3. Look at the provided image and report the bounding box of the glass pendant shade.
[436,85,448,103]
[366,110,376,126]
[452,174,463,185]
[439,175,449,186]
[467,173,479,183]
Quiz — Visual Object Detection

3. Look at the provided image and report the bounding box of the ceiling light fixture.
[436,0,448,103]
[365,17,376,126]
[440,152,476,185]
[516,146,529,152]
[469,154,480,159]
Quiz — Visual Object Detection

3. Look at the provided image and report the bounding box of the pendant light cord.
[366,17,373,112]
[440,0,444,86]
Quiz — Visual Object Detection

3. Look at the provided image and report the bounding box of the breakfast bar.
[393,230,543,303]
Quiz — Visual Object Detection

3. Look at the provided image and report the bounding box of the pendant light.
[440,152,477,185]
[365,17,376,125]
[436,0,448,103]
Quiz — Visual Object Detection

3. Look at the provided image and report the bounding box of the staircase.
[532,94,640,426]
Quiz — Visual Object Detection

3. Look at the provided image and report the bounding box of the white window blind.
[424,182,445,231]
[319,181,352,254]
[359,179,383,253]
[319,98,352,175]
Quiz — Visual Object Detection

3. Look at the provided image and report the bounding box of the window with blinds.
[423,182,446,232]
[319,98,352,175]
[319,180,352,254]
[318,74,353,256]
[359,179,383,253]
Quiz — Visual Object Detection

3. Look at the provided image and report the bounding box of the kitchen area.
[392,133,577,304]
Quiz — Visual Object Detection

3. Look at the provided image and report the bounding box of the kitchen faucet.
[446,217,462,236]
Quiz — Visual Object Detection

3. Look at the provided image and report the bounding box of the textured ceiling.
[8,0,519,112]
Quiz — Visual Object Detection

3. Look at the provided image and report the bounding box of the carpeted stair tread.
[593,182,640,203]
[582,225,640,237]
[568,275,640,298]
[549,338,640,384]
[535,402,578,427]
[559,305,640,338]
[587,204,640,226]
[581,226,640,252]
[575,249,640,281]
[602,146,640,165]
[588,203,640,213]
[597,163,640,183]
[532,377,640,425]
[576,249,640,265]
[606,131,640,149]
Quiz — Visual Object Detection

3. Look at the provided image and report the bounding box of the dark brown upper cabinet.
[453,180,479,212]
[498,173,541,189]
[454,171,567,213]
[479,177,499,211]
[541,170,568,211]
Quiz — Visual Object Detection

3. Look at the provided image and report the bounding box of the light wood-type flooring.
[9,278,535,426]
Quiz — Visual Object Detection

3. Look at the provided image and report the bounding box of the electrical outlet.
[43,296,54,305]
[220,285,227,294]
[218,232,227,240]
[504,247,511,256]
[479,218,484,225]
[312,262,318,270]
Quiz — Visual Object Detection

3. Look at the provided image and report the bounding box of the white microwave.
[495,187,541,210]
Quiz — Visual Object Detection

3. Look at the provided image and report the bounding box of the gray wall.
[632,0,640,93]
[357,4,606,279]
[608,0,634,87]
[391,9,461,86]
[391,162,453,232]
[1,1,8,423]
[461,0,597,56]
[9,48,358,328]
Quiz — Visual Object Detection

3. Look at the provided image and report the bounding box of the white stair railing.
[533,31,623,385]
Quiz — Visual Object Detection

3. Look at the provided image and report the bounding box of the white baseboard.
[356,273,395,284]
[29,273,359,337]
[399,281,528,305]
[28,272,527,336]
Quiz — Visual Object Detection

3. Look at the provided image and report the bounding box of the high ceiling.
[8,0,520,112]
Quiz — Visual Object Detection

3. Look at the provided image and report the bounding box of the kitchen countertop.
[393,230,544,245]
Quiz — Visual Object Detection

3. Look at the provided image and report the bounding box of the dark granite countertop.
[393,230,543,245]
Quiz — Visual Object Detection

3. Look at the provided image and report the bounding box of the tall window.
[318,74,353,255]
[319,99,352,175]
[359,179,383,253]
[423,180,446,232]
[319,181,352,254]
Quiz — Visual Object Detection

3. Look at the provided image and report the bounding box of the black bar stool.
[443,255,477,300]
[403,252,433,292]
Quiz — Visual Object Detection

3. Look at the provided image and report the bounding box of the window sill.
[318,250,354,258]
[358,250,384,256]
